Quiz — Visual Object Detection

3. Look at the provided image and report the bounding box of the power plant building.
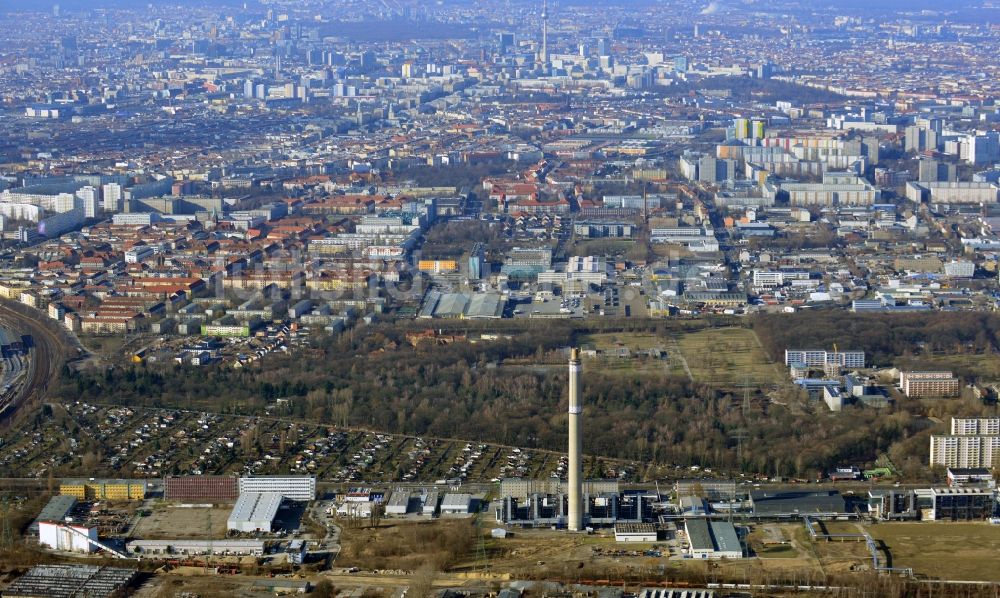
[495,489,657,527]
[499,478,619,499]
[749,490,847,517]
[924,487,994,521]
[493,348,663,531]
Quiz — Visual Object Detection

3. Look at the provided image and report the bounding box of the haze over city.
[0,0,999,596]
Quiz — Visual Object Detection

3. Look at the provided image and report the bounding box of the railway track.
[0,300,79,422]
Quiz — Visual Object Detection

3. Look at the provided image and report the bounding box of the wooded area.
[51,312,1000,481]
[753,310,1000,372]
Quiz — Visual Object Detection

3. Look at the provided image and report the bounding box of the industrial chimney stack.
[567,347,583,531]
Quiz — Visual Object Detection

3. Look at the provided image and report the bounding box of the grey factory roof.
[750,490,847,516]
[30,495,77,533]
[387,490,411,508]
[418,290,441,318]
[686,518,740,554]
[4,565,137,598]
[228,491,282,525]
[434,293,469,318]
[465,293,505,319]
[441,493,472,509]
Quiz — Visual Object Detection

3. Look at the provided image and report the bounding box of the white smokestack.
[567,347,583,531]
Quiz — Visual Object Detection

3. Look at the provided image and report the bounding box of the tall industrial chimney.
[567,347,583,531]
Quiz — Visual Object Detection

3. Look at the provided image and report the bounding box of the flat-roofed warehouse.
[440,493,473,516]
[614,522,658,542]
[4,564,137,598]
[29,495,77,536]
[465,293,506,319]
[386,490,413,515]
[750,490,847,517]
[127,539,265,556]
[227,492,282,533]
[684,518,743,559]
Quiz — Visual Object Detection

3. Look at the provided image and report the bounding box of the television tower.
[567,347,583,531]
[540,0,549,66]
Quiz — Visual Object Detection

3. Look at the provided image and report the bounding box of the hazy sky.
[4,0,995,13]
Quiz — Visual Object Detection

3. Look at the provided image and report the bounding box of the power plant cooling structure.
[567,347,583,531]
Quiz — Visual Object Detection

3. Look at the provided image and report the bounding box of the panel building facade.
[165,476,239,502]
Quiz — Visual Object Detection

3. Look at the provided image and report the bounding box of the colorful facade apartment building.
[60,479,146,500]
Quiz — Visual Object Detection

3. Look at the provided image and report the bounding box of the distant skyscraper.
[76,186,99,219]
[733,118,765,140]
[360,50,377,72]
[498,32,515,55]
[59,35,77,62]
[597,37,610,57]
[674,55,688,73]
[469,243,485,280]
[52,3,60,17]
[539,0,549,65]
[905,126,937,153]
[102,183,123,213]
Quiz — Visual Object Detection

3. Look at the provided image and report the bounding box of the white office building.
[102,183,123,212]
[238,476,316,501]
[76,186,99,218]
[784,349,865,369]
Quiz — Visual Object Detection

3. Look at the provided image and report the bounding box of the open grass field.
[746,524,799,559]
[578,332,686,377]
[675,327,785,387]
[576,327,784,385]
[868,522,1000,581]
[570,239,641,259]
